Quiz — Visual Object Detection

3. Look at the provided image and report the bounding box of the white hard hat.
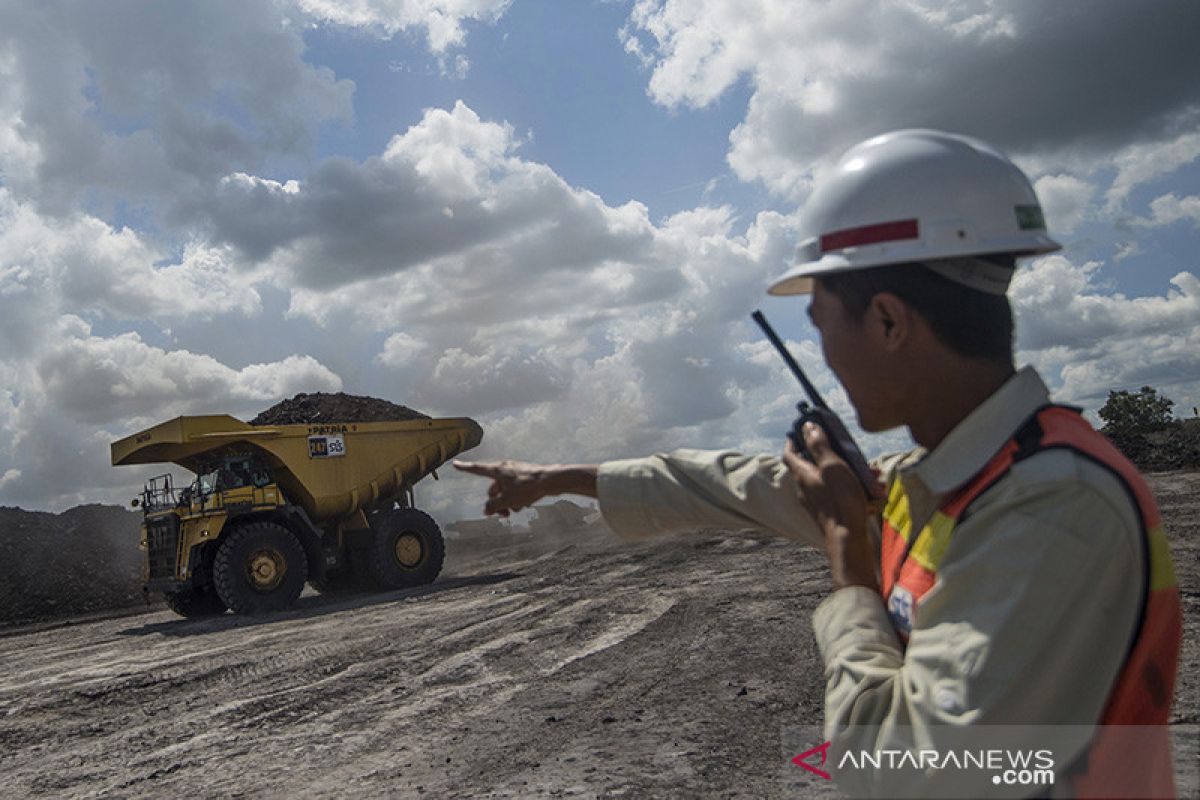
[768,129,1061,296]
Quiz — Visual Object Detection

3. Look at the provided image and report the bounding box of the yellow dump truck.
[111,414,483,616]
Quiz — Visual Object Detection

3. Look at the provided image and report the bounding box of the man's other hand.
[783,423,880,591]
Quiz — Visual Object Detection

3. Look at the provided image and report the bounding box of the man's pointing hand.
[452,460,598,517]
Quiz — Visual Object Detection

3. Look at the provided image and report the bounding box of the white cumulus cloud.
[287,0,511,52]
[1014,256,1200,409]
[0,315,342,510]
[0,0,353,215]
[0,189,264,361]
[1034,174,1096,236]
[1139,194,1200,229]
[622,0,1200,200]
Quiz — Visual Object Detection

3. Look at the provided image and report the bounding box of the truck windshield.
[187,454,271,500]
[221,455,271,489]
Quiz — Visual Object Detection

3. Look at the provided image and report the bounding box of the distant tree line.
[1098,386,1200,472]
[1098,386,1177,436]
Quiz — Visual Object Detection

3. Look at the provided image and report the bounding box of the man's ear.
[867,292,911,352]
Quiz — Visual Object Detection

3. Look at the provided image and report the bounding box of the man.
[455,130,1180,797]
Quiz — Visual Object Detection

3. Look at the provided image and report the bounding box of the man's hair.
[816,260,1015,363]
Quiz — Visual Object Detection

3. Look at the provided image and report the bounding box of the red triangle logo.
[791,740,832,780]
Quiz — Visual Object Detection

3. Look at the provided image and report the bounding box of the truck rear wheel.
[214,521,308,614]
[164,586,227,618]
[359,508,445,590]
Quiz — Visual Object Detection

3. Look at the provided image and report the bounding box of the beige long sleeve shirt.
[596,367,1145,796]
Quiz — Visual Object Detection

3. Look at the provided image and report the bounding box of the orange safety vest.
[880,405,1181,799]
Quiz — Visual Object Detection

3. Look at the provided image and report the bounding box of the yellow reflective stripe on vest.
[1147,525,1176,592]
[883,480,957,574]
[882,480,911,540]
[909,513,956,573]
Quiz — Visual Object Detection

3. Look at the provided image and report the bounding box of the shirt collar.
[904,366,1051,496]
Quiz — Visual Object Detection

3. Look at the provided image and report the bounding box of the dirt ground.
[1,473,1196,799]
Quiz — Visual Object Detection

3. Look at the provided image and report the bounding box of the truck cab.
[137,450,304,616]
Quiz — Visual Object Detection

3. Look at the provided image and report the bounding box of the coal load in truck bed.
[249,392,430,425]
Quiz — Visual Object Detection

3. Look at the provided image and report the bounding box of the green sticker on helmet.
[1015,204,1046,230]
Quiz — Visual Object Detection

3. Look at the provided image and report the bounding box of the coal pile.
[249,392,429,425]
[1105,418,1200,473]
[0,504,143,624]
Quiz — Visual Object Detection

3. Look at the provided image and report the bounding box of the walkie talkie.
[751,310,879,497]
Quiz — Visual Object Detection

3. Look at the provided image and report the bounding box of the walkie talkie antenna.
[751,308,880,497]
[750,310,829,411]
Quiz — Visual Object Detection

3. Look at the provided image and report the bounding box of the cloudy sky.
[2,0,1199,523]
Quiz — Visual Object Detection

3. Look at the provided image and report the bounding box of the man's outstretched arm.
[455,450,827,547]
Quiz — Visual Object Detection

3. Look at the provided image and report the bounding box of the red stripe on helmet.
[820,219,919,253]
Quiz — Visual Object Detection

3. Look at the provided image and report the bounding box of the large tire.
[213,521,308,614]
[164,586,227,618]
[358,508,445,591]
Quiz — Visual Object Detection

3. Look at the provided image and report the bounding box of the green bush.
[1098,386,1176,436]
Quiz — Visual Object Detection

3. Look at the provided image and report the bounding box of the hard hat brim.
[767,233,1061,296]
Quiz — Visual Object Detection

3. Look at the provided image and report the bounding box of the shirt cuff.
[812,585,901,665]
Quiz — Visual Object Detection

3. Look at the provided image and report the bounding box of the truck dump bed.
[111,415,483,520]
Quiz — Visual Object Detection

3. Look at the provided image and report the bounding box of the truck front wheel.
[359,508,445,590]
[214,521,308,614]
